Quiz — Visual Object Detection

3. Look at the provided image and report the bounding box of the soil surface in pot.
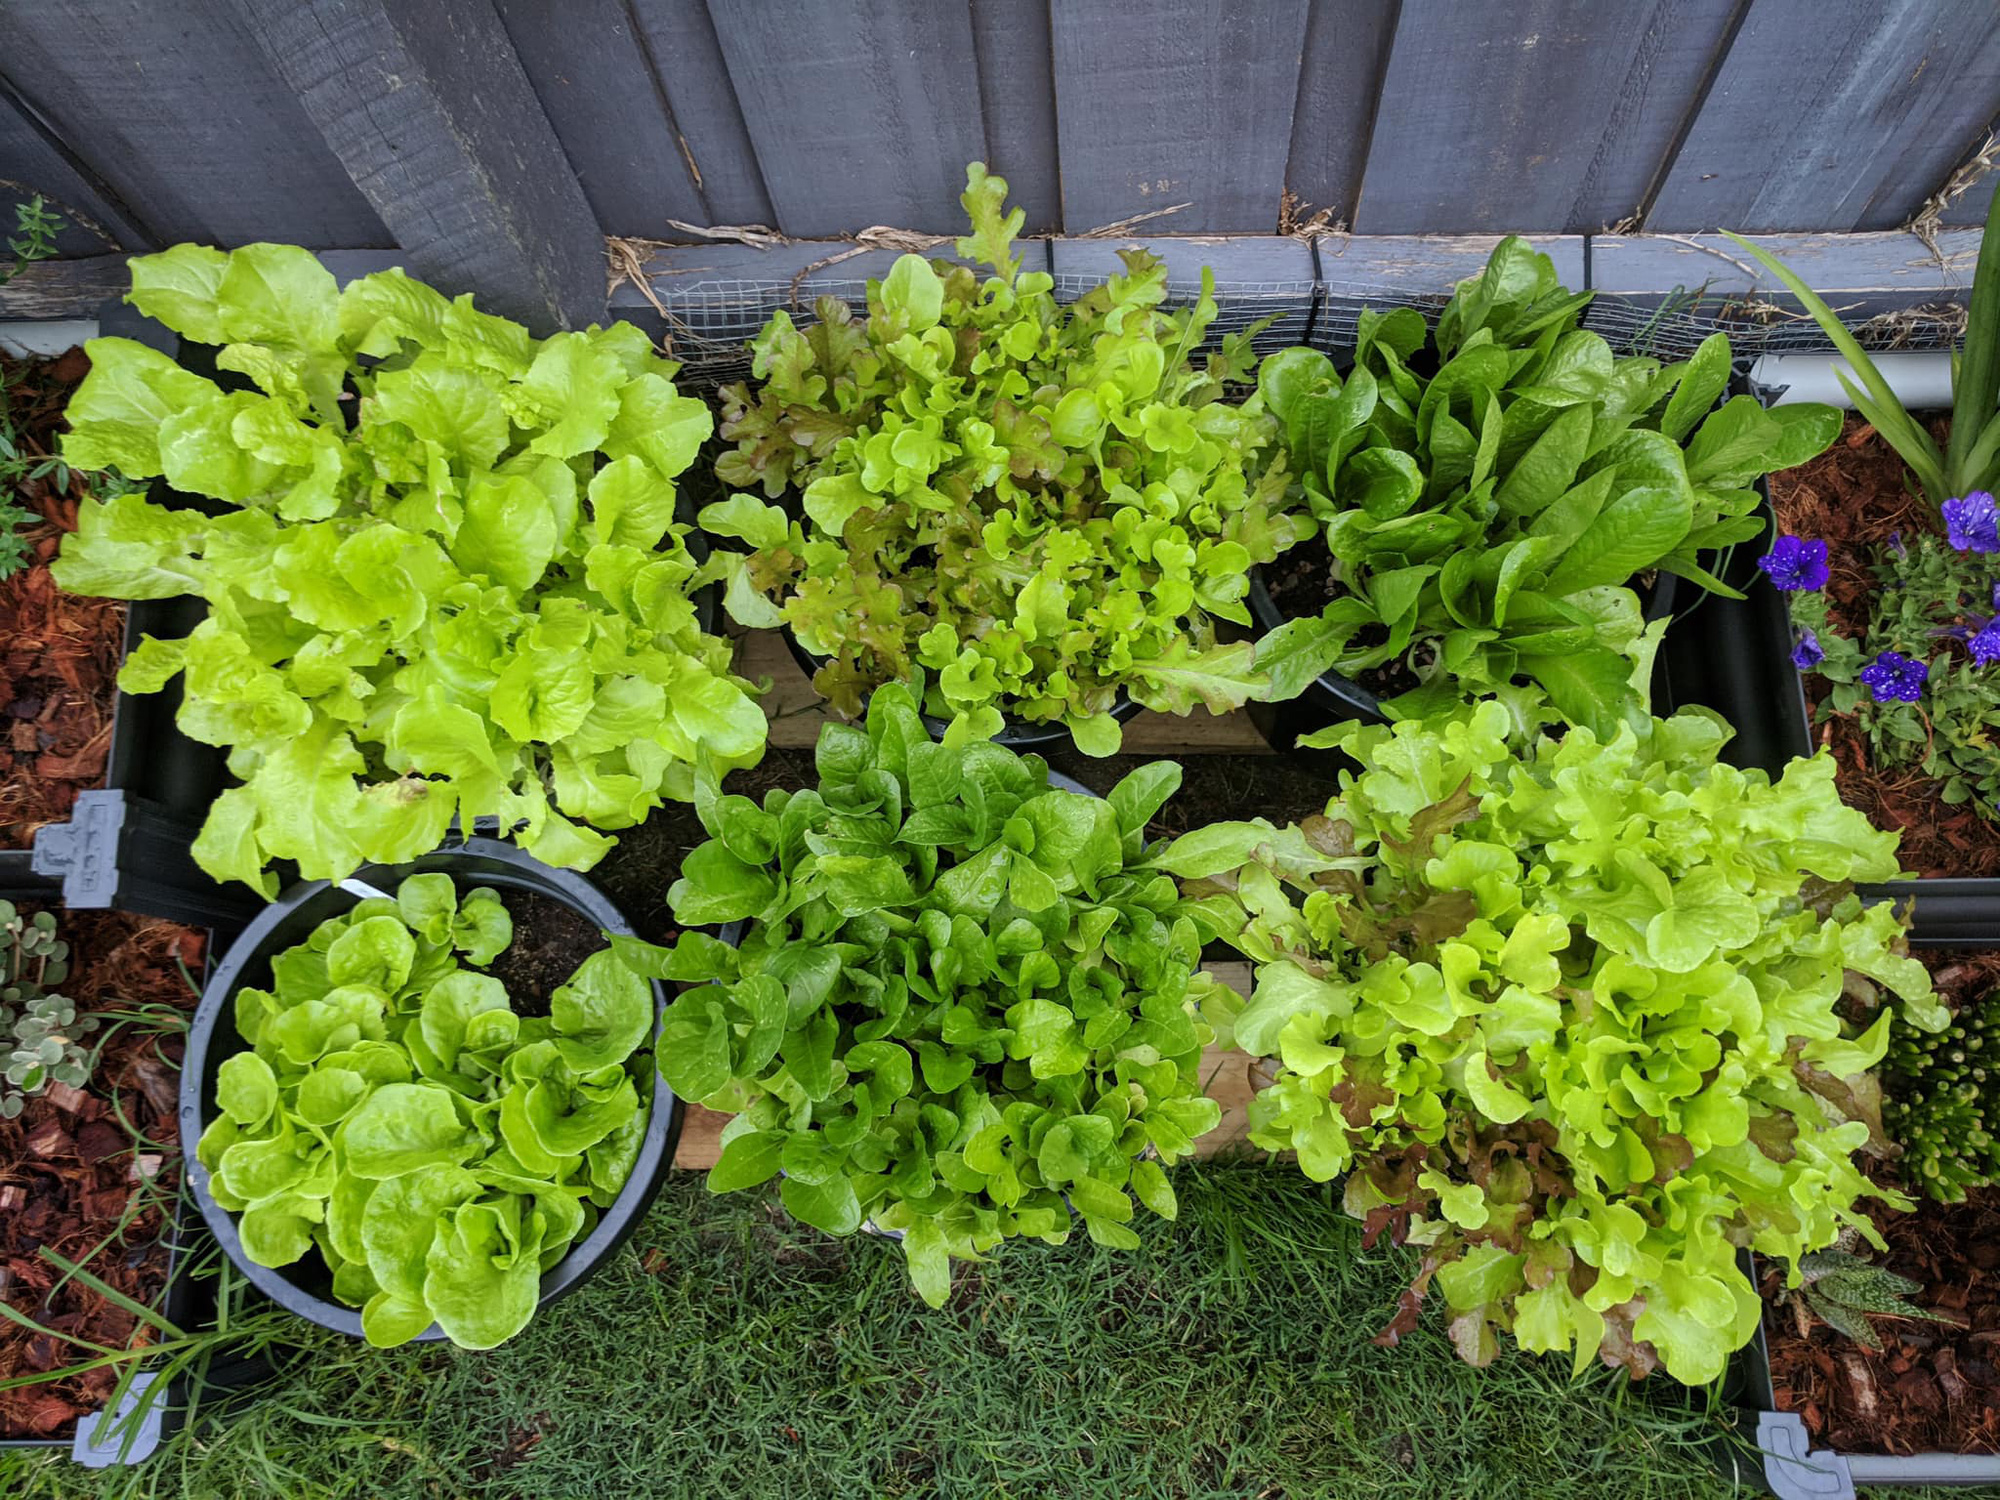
[1765,949,2000,1455]
[1261,533,1422,698]
[482,889,609,1018]
[0,910,204,1439]
[0,349,126,851]
[1768,412,2000,878]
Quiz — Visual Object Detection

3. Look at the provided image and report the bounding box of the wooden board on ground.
[671,962,1262,1169]
[733,630,1270,755]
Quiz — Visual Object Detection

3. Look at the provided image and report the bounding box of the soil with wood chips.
[1768,412,2000,878]
[1766,951,2000,1455]
[0,348,126,851]
[0,910,204,1440]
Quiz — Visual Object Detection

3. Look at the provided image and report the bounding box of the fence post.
[229,0,604,332]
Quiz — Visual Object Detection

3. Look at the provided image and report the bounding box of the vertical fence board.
[0,0,388,248]
[235,0,604,331]
[1355,0,1741,234]
[702,0,986,238]
[1283,0,1397,228]
[967,0,1060,234]
[1650,0,2000,233]
[0,85,143,254]
[1051,0,1310,234]
[628,0,774,228]
[493,0,706,236]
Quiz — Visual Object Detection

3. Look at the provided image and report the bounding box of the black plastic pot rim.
[777,624,1144,753]
[178,838,681,1346]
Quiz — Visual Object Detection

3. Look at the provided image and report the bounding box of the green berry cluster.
[1883,988,2000,1202]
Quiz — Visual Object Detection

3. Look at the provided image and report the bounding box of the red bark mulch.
[0,911,204,1440]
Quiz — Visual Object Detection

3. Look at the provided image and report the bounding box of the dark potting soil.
[1768,413,2000,879]
[481,890,607,1019]
[1766,949,2000,1455]
[1042,747,1341,839]
[0,349,126,851]
[1261,532,1424,699]
[0,910,205,1440]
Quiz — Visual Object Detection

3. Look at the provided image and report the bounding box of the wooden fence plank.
[1050,0,1311,234]
[0,0,388,249]
[967,0,1062,235]
[1649,0,2000,233]
[0,254,131,319]
[1936,115,2000,228]
[1354,0,1742,235]
[233,0,604,333]
[673,964,1266,1169]
[627,0,776,229]
[1586,229,1980,355]
[1283,0,1398,229]
[0,83,145,255]
[702,0,987,238]
[493,0,707,237]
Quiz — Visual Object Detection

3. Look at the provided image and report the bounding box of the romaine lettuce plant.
[1261,239,1841,736]
[1164,702,1946,1384]
[698,162,1310,755]
[612,676,1225,1303]
[196,875,655,1350]
[51,244,764,893]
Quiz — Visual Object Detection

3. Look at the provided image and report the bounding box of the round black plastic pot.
[1246,561,1683,753]
[179,838,682,1344]
[778,626,1143,753]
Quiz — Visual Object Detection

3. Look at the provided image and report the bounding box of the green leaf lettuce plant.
[52,244,764,894]
[1163,701,1945,1384]
[1259,238,1841,736]
[196,874,655,1350]
[699,162,1311,756]
[613,675,1225,1303]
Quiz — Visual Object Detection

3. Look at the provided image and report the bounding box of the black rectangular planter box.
[1736,1314,2000,1496]
[1656,390,1994,946]
[0,305,260,930]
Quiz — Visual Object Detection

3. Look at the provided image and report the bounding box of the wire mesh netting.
[1582,292,1968,360]
[1048,272,1316,354]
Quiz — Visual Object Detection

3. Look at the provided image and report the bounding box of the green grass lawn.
[0,1162,1782,1500]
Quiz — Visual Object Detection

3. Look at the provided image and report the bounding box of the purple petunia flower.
[1943,492,2000,554]
[1859,650,1929,704]
[1757,535,1831,591]
[1791,628,1825,670]
[1974,617,2000,666]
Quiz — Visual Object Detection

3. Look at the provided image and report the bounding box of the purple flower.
[1791,628,1825,670]
[1758,535,1830,591]
[1859,650,1928,704]
[1974,618,2000,666]
[1943,492,2000,554]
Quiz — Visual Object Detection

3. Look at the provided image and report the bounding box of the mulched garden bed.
[0,348,125,852]
[1767,412,2000,878]
[0,909,204,1440]
[1764,948,2000,1455]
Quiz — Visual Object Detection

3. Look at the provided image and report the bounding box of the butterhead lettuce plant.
[1261,239,1841,735]
[613,676,1224,1302]
[197,875,655,1350]
[699,162,1309,755]
[1165,701,1944,1385]
[53,244,763,893]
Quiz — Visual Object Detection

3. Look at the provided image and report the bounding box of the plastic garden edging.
[179,837,684,1344]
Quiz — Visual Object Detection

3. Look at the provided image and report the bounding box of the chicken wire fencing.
[629,273,1321,392]
[626,261,1968,391]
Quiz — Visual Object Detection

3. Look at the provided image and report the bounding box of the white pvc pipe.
[1749,350,1954,410]
[0,319,97,357]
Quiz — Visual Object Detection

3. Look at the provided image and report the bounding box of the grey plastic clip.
[30,789,127,908]
[71,1370,163,1468]
[1759,1412,1854,1500]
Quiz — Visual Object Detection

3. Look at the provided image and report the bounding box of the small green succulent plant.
[1,901,96,1117]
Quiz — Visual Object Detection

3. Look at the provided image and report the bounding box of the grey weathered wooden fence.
[3,0,1998,335]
